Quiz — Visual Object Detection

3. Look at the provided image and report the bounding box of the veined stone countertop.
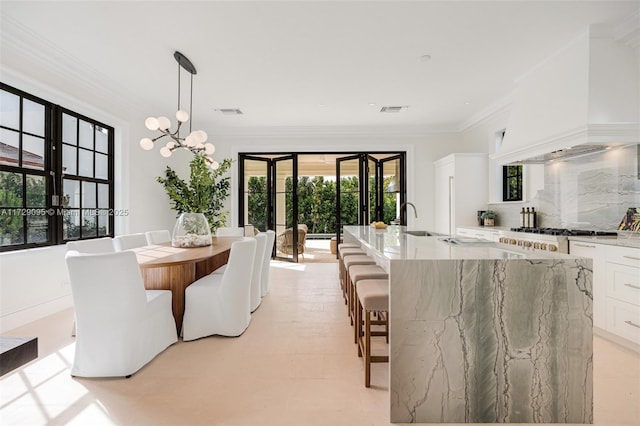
[344,225,578,261]
[344,225,593,424]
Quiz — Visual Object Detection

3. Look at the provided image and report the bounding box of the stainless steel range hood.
[492,23,640,165]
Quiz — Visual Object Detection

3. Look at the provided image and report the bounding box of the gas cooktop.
[509,227,618,237]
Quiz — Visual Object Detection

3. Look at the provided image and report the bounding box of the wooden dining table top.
[133,236,243,268]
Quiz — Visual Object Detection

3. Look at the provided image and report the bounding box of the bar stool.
[355,278,389,387]
[338,247,367,301]
[348,265,388,334]
[342,255,376,320]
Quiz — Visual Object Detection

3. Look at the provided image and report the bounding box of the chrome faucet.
[397,202,417,225]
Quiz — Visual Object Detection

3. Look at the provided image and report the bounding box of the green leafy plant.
[481,210,497,220]
[157,155,233,233]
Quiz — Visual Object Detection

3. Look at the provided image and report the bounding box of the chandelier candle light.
[139,51,219,170]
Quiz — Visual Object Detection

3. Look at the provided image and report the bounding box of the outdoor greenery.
[157,155,233,233]
[0,171,48,245]
[246,175,397,233]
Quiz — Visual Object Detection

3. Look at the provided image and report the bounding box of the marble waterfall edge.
[390,258,593,423]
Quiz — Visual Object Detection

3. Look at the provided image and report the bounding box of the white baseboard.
[594,326,640,354]
[0,295,73,333]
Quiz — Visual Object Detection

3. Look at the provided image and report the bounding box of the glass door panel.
[367,155,379,223]
[379,154,405,224]
[273,155,297,261]
[242,157,270,232]
[336,154,362,251]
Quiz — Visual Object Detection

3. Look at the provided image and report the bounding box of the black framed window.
[0,83,114,251]
[502,165,523,202]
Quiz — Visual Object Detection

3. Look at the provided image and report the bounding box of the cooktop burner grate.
[509,227,617,236]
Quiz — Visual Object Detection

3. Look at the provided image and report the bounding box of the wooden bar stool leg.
[365,311,371,387]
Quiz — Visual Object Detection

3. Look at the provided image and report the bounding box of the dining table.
[133,236,243,333]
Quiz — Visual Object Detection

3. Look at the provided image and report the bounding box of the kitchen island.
[344,226,593,424]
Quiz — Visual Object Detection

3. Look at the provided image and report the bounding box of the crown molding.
[457,93,514,133]
[0,15,147,119]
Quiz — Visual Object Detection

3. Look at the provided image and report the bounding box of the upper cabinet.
[434,154,488,235]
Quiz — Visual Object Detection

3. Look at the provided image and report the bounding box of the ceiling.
[1,1,638,135]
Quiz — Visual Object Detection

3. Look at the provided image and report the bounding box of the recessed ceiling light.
[464,101,470,105]
[420,54,431,62]
[318,104,326,107]
[368,102,376,107]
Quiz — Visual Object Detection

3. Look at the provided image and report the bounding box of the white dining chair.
[113,233,148,251]
[216,227,245,237]
[250,233,267,312]
[145,229,171,244]
[182,238,256,341]
[65,250,177,377]
[261,230,276,297]
[66,237,114,253]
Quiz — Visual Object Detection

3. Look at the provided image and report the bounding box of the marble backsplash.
[488,145,640,230]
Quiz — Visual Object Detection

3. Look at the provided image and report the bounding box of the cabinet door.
[570,241,606,329]
[434,161,454,234]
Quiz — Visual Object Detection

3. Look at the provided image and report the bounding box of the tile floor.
[1,260,639,425]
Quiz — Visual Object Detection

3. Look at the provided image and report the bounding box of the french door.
[335,153,405,252]
[240,151,405,263]
[239,154,301,262]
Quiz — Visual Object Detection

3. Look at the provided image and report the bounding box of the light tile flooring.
[1,260,639,425]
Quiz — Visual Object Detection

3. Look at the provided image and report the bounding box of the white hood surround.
[492,23,639,165]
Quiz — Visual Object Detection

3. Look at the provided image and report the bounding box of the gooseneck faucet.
[398,202,418,225]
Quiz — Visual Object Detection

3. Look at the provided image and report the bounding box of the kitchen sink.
[403,230,443,237]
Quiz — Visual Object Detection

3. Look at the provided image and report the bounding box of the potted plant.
[481,210,497,227]
[157,154,233,240]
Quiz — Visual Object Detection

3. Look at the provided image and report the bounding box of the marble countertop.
[344,226,578,260]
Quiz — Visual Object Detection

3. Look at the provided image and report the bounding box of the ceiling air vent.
[215,108,243,115]
[380,106,408,113]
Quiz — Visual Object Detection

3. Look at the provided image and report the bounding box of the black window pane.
[22,135,45,170]
[0,210,24,246]
[23,99,45,137]
[63,179,80,208]
[62,113,77,145]
[0,90,20,130]
[0,171,23,207]
[26,175,46,207]
[82,181,96,208]
[81,211,97,237]
[63,209,80,240]
[27,215,48,243]
[79,120,93,150]
[95,126,108,153]
[62,144,77,175]
[97,211,109,236]
[0,128,20,167]
[78,148,93,177]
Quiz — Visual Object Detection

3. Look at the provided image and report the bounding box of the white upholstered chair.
[182,238,256,341]
[113,233,148,251]
[66,237,114,253]
[145,229,171,245]
[216,227,245,237]
[65,250,177,377]
[261,230,276,297]
[250,233,267,312]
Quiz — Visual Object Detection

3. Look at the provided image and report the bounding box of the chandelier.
[139,51,219,169]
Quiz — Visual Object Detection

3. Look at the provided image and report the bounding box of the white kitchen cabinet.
[456,226,500,242]
[570,240,640,349]
[569,241,606,330]
[604,245,640,345]
[434,154,488,235]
